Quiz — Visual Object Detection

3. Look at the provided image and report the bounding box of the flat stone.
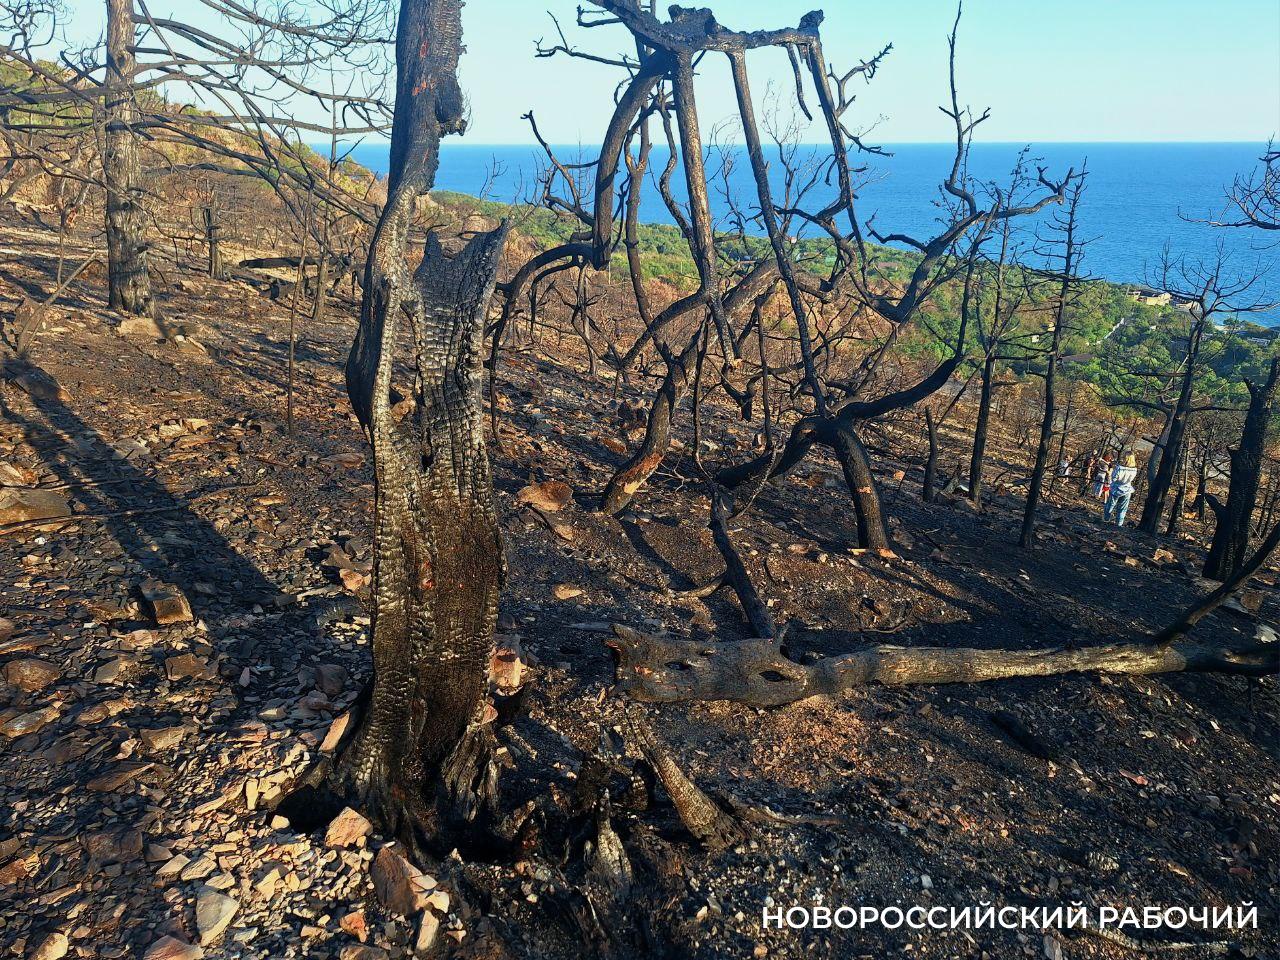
[515,479,573,512]
[117,314,165,338]
[141,580,194,625]
[180,854,217,881]
[415,911,440,953]
[157,853,191,878]
[324,807,371,849]
[0,488,70,525]
[86,761,152,792]
[313,663,348,698]
[142,936,204,960]
[319,711,350,753]
[3,658,60,691]
[338,947,388,960]
[370,845,436,915]
[28,932,69,960]
[93,657,128,684]
[0,706,60,738]
[77,699,127,725]
[81,828,143,867]
[195,886,238,945]
[140,724,189,751]
[164,654,210,682]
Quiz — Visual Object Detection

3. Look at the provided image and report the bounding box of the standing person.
[1104,453,1139,527]
[1093,453,1113,499]
[1081,450,1098,494]
[1057,455,1072,478]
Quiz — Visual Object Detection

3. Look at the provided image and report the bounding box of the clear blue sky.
[64,0,1280,144]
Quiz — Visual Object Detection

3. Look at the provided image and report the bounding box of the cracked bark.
[104,0,152,315]
[332,0,508,843]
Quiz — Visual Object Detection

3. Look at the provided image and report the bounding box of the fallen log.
[607,624,1278,707]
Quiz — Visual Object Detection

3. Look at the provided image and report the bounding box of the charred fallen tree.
[609,502,1280,706]
[608,625,1277,707]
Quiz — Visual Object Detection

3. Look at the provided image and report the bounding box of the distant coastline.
[338,141,1279,321]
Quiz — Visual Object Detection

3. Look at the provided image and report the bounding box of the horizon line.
[328,138,1272,148]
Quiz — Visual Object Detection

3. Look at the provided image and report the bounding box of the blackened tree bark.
[1166,444,1188,536]
[600,329,701,515]
[969,353,997,504]
[336,0,509,841]
[1047,380,1075,494]
[1020,171,1085,548]
[103,0,152,315]
[1135,244,1269,532]
[1204,358,1280,580]
[202,205,224,280]
[922,407,938,502]
[1137,325,1200,532]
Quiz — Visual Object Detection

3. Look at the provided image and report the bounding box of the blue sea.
[344,141,1279,320]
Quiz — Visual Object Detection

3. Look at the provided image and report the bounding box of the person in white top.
[1104,453,1139,527]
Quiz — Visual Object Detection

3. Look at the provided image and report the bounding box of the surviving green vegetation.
[430,189,1278,414]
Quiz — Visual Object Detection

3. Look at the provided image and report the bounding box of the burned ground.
[1,211,1276,959]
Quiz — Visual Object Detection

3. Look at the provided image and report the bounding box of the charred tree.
[1166,444,1189,536]
[969,353,997,504]
[922,407,938,502]
[600,329,701,515]
[332,0,508,843]
[1204,358,1280,581]
[202,204,224,279]
[1136,244,1269,533]
[968,155,1033,505]
[1020,170,1085,548]
[103,0,152,315]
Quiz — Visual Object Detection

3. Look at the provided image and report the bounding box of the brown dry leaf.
[322,452,364,469]
[491,638,527,695]
[339,568,369,592]
[515,480,572,512]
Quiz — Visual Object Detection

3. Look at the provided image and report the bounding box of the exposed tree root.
[625,711,745,849]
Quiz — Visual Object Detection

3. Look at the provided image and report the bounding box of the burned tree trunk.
[600,329,701,515]
[1140,320,1208,533]
[826,418,893,553]
[969,353,996,505]
[202,205,224,279]
[334,0,508,841]
[1194,447,1210,521]
[1020,369,1058,547]
[923,408,939,503]
[1020,172,1084,548]
[1166,445,1189,536]
[1204,358,1279,581]
[104,0,152,315]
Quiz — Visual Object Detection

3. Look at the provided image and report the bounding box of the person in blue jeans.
[1104,453,1139,526]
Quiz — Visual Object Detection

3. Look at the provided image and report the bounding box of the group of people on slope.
[1082,450,1140,527]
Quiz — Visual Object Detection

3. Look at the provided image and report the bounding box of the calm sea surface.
[344,142,1279,320]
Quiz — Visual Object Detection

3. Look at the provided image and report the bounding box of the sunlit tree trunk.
[103,0,152,315]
